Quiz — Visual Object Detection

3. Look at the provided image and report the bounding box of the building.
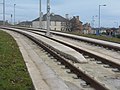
[32,13,69,31]
[17,21,32,27]
[119,26,120,34]
[69,16,83,33]
[0,20,10,26]
[83,23,92,34]
[106,28,118,36]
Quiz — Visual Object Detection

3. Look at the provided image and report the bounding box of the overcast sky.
[0,0,120,27]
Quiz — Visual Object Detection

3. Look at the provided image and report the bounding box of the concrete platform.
[8,26,120,49]
[51,31,120,49]
[51,34,120,67]
[5,27,87,63]
[4,30,71,90]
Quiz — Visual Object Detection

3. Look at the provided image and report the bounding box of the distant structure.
[0,20,10,26]
[83,23,92,34]
[69,16,83,33]
[119,26,120,34]
[32,14,96,34]
[32,13,69,31]
[106,28,118,36]
[65,14,69,20]
[17,21,32,27]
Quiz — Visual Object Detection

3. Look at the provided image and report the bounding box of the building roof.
[70,16,82,24]
[33,14,68,22]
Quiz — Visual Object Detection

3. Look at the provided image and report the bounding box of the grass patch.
[0,30,34,90]
[63,31,120,43]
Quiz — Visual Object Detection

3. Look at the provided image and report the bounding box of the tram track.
[1,27,120,90]
[10,26,120,51]
[28,30,120,71]
[26,29,120,90]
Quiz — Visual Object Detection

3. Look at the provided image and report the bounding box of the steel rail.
[9,26,120,51]
[1,27,109,90]
[52,32,120,51]
[3,26,120,70]
[27,30,120,71]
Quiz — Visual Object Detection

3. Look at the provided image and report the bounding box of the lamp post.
[3,0,5,26]
[14,4,16,25]
[39,0,42,29]
[46,0,51,36]
[97,4,106,35]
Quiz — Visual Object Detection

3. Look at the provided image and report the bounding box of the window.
[61,22,65,26]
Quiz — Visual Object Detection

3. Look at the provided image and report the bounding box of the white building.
[32,13,69,31]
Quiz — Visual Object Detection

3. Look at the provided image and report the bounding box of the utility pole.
[98,5,101,35]
[97,4,106,35]
[11,14,13,24]
[14,4,16,25]
[46,0,51,36]
[39,0,42,29]
[3,0,5,26]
